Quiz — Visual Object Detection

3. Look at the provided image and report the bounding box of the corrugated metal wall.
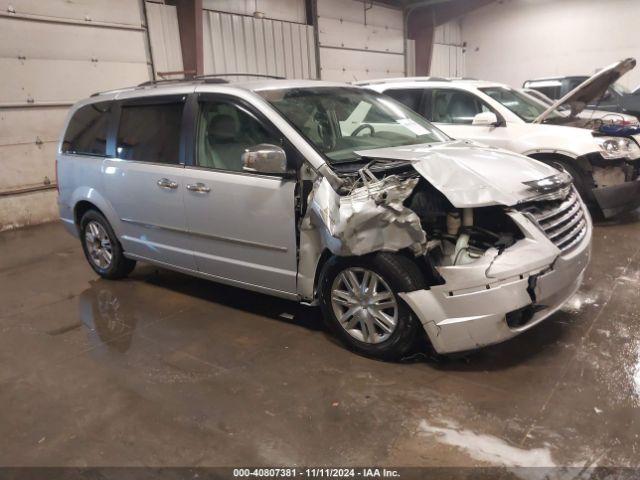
[203,0,306,24]
[430,20,465,78]
[203,10,316,79]
[0,0,152,231]
[146,2,184,79]
[317,0,405,82]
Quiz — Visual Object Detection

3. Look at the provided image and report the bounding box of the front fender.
[511,122,600,160]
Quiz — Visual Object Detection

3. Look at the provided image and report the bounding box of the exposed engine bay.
[306,159,524,273]
[294,139,591,355]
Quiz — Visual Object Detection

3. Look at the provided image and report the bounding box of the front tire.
[80,210,136,279]
[319,252,426,361]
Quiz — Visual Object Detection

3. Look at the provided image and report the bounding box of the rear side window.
[384,89,424,113]
[62,102,111,156]
[116,102,183,164]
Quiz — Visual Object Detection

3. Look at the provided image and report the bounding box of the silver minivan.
[57,78,592,360]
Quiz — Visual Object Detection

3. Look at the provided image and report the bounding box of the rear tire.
[80,210,136,280]
[319,252,427,361]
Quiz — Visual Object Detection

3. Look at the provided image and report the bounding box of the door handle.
[186,183,211,193]
[157,178,178,189]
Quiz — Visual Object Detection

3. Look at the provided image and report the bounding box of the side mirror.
[472,111,499,126]
[242,144,287,175]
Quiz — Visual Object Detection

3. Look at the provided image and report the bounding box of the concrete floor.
[1,213,640,469]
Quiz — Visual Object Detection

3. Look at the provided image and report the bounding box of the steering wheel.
[351,124,375,137]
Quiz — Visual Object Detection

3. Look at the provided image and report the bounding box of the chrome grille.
[519,189,588,253]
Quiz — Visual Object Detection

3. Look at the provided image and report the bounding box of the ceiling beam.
[406,0,495,75]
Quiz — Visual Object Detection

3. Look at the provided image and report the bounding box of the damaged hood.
[355,140,560,208]
[533,58,636,124]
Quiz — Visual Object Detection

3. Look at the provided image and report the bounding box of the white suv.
[361,72,640,218]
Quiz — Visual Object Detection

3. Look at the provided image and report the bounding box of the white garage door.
[430,20,465,78]
[202,9,316,80]
[146,2,184,79]
[317,0,405,82]
[0,0,152,231]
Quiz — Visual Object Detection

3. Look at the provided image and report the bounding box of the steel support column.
[406,0,495,76]
[167,0,203,77]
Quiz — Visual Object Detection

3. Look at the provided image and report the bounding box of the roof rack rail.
[137,78,192,87]
[355,76,451,86]
[194,73,285,80]
[90,73,285,97]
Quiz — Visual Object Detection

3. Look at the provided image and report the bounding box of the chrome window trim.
[182,164,292,180]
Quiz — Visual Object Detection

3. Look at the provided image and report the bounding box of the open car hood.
[533,58,636,124]
[354,140,562,208]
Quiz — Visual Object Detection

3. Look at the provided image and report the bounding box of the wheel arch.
[312,248,334,301]
[69,187,123,236]
[526,151,592,173]
[74,201,104,227]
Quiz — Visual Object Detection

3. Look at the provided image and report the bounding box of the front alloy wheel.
[319,252,427,361]
[331,268,398,344]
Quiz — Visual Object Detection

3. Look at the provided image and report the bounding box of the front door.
[182,95,298,297]
[103,96,195,270]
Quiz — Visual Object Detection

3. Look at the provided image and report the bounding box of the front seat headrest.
[207,114,238,143]
[448,94,477,119]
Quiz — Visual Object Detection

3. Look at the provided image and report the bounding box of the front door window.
[197,101,282,172]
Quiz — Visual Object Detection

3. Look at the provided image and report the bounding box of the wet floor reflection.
[80,283,138,353]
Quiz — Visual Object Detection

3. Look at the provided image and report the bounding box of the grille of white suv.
[519,189,588,253]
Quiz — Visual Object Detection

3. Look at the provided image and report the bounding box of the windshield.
[611,82,630,95]
[257,87,449,163]
[480,86,563,123]
[522,89,553,106]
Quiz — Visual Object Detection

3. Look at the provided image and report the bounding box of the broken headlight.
[594,136,640,160]
[522,170,572,193]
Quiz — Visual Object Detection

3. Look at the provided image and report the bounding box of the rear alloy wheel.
[80,210,136,280]
[85,220,113,270]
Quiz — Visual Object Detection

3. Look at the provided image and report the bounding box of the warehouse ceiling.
[373,0,468,8]
[371,0,495,15]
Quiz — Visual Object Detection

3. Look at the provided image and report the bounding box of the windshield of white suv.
[258,87,449,163]
[611,83,630,95]
[480,86,563,123]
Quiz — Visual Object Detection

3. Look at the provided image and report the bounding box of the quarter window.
[197,100,281,172]
[116,102,183,164]
[62,102,111,156]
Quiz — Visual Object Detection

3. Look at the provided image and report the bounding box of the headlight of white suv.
[595,136,640,160]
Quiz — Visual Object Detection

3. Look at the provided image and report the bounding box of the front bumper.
[400,208,592,354]
[592,178,640,218]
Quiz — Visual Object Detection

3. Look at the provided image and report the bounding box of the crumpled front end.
[307,173,426,257]
[298,149,592,354]
[400,193,592,354]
